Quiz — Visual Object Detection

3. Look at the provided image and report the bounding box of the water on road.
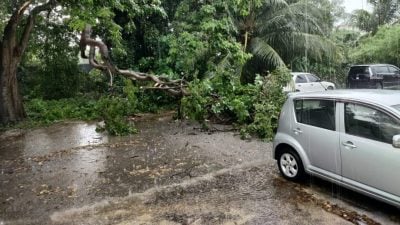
[0,113,399,224]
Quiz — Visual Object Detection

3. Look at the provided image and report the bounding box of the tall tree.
[351,0,399,33]
[0,0,57,124]
[369,0,399,25]
[351,9,376,32]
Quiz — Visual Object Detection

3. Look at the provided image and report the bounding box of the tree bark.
[0,51,26,124]
[0,0,56,124]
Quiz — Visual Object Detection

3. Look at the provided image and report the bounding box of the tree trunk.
[0,49,26,124]
[243,30,249,51]
[0,1,55,124]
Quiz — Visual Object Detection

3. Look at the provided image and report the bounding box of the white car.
[284,72,335,92]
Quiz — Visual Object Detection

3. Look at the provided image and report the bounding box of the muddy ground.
[0,113,399,225]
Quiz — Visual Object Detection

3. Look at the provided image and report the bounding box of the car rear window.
[349,66,369,76]
[294,99,336,131]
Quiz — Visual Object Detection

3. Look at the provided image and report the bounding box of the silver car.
[273,90,400,207]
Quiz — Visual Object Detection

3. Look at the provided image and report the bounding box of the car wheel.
[327,86,334,90]
[278,149,305,181]
[376,82,383,89]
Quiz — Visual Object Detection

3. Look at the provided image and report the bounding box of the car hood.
[320,81,335,87]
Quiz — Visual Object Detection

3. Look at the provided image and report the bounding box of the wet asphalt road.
[0,113,399,225]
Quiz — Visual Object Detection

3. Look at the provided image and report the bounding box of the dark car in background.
[347,64,400,89]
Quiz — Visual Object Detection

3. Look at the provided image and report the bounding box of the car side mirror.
[393,135,400,148]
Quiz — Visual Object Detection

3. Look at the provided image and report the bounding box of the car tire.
[277,148,305,181]
[376,82,383,89]
[327,86,334,90]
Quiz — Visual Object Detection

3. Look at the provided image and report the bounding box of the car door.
[339,102,400,198]
[305,74,326,91]
[388,66,400,88]
[294,74,312,92]
[293,99,341,176]
[374,66,391,87]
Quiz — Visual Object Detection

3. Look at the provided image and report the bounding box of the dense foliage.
[350,25,400,65]
[25,78,139,135]
[1,0,400,138]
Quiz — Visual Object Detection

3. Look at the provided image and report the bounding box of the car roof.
[289,89,400,107]
[350,64,394,67]
[291,72,312,76]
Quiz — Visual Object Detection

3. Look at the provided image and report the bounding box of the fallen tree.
[79,25,189,97]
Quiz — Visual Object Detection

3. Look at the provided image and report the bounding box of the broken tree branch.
[80,25,189,97]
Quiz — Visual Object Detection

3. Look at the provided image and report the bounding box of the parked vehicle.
[284,72,335,92]
[273,90,400,207]
[347,64,400,89]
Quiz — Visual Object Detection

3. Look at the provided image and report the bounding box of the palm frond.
[288,33,337,60]
[256,1,325,37]
[250,37,285,67]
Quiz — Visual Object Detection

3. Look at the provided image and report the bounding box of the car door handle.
[342,141,357,149]
[292,128,303,134]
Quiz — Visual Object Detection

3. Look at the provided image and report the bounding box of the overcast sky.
[342,0,372,13]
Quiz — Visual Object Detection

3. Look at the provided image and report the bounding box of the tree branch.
[88,47,108,70]
[17,1,34,17]
[2,1,33,49]
[80,25,189,97]
[141,86,187,90]
[18,0,58,56]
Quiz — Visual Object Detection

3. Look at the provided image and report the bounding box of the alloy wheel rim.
[280,153,298,178]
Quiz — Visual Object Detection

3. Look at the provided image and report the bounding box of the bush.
[95,79,138,136]
[26,97,99,123]
[25,79,139,136]
[245,67,291,139]
[182,67,291,139]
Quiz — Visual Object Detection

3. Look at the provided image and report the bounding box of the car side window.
[374,66,389,74]
[388,66,399,73]
[345,103,400,144]
[295,74,307,83]
[294,99,335,131]
[306,74,319,82]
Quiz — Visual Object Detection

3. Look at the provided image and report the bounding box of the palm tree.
[235,0,336,83]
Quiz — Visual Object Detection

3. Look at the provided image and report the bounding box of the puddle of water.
[22,122,108,156]
[0,122,108,159]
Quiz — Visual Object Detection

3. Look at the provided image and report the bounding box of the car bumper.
[348,79,381,88]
